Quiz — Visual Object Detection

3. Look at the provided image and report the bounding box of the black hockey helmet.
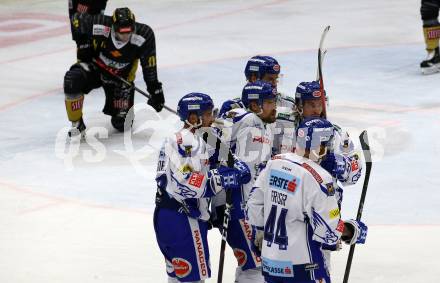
[112,7,135,33]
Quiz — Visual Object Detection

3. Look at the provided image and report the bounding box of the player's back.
[249,152,341,280]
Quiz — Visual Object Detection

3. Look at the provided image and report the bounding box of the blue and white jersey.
[227,111,274,219]
[247,152,344,281]
[156,128,218,221]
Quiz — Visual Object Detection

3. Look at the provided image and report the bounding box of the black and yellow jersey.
[75,13,159,86]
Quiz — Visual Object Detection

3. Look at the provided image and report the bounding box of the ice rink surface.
[1,0,439,282]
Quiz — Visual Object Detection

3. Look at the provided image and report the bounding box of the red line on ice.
[0,87,61,112]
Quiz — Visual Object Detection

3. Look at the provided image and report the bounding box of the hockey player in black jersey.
[68,0,108,59]
[64,7,165,136]
[68,0,108,35]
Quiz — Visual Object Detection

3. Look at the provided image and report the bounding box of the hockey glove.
[233,158,251,185]
[320,153,350,182]
[341,219,368,245]
[250,226,264,257]
[217,165,241,190]
[147,81,165,112]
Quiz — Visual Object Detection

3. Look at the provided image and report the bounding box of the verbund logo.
[0,13,68,48]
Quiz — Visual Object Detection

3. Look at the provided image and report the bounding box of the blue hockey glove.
[320,153,350,181]
[215,165,241,190]
[342,219,368,245]
[233,159,251,185]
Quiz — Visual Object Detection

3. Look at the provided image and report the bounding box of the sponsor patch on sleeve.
[336,220,345,233]
[188,172,205,188]
[302,163,323,183]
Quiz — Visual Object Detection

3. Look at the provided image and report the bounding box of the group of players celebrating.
[63,0,440,140]
[153,54,367,283]
[63,2,375,283]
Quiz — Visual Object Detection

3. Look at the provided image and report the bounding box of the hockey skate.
[421,47,440,75]
[111,110,133,132]
[68,118,86,138]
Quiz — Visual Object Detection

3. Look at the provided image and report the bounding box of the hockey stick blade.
[317,25,330,118]
[343,130,372,283]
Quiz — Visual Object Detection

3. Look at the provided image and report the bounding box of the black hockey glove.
[147,81,165,112]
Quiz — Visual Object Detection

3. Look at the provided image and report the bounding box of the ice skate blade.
[421,64,440,75]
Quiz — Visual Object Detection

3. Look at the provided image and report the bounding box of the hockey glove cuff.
[217,165,241,190]
[233,157,251,185]
[342,219,368,245]
[147,81,165,112]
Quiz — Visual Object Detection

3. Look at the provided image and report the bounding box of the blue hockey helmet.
[241,80,277,109]
[295,81,325,106]
[296,117,334,154]
[262,56,281,75]
[177,93,214,124]
[218,98,245,119]
[244,55,267,80]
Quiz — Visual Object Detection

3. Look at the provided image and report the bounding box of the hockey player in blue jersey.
[217,55,296,155]
[153,92,251,283]
[216,55,267,124]
[247,118,368,283]
[216,81,277,283]
[294,81,363,270]
[294,81,362,188]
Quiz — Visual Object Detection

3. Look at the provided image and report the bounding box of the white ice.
[0,0,439,282]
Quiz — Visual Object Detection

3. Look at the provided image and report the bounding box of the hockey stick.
[316,25,330,118]
[197,130,234,283]
[343,130,372,283]
[92,58,177,115]
[216,155,234,283]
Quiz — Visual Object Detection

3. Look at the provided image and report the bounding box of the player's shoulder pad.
[301,159,335,196]
[131,23,154,47]
[232,111,252,124]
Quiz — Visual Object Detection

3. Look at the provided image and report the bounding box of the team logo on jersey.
[172,258,192,278]
[188,172,204,188]
[325,183,335,196]
[312,209,339,244]
[269,170,300,195]
[233,249,247,267]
